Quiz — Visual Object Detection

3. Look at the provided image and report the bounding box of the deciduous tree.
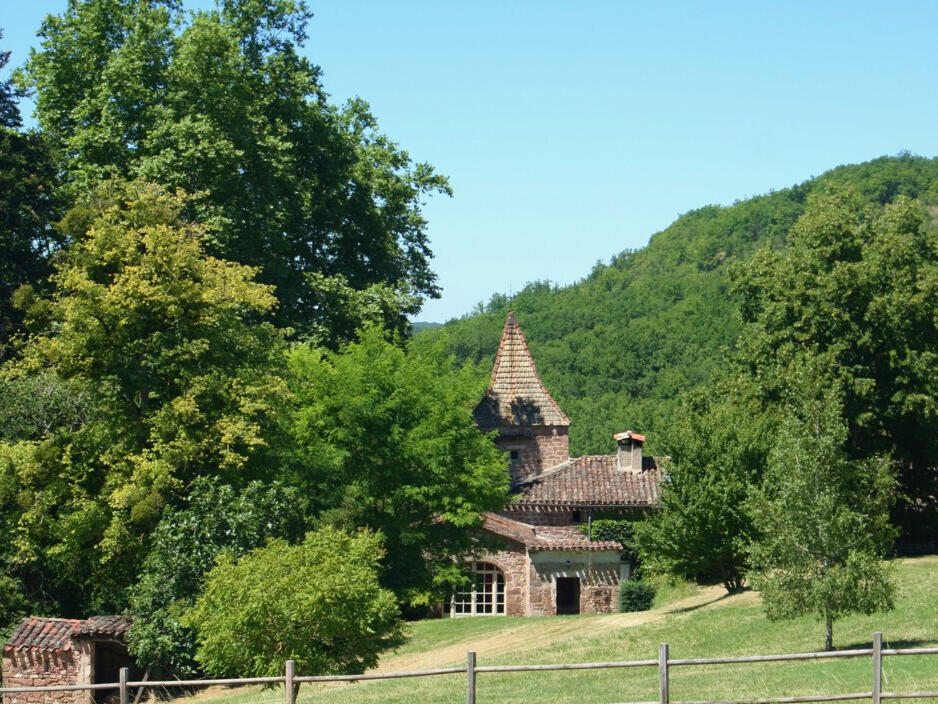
[733,187,938,539]
[0,30,61,351]
[20,0,449,341]
[1,179,287,614]
[634,385,774,593]
[288,331,508,606]
[747,380,897,651]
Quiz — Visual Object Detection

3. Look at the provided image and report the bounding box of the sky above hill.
[5,1,938,321]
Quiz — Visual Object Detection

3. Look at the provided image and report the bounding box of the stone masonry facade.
[460,312,660,618]
[494,426,570,484]
[2,637,91,704]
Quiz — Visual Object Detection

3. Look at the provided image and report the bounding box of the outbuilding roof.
[474,312,570,428]
[4,618,82,651]
[75,615,133,640]
[4,615,133,652]
[481,512,623,551]
[511,454,660,507]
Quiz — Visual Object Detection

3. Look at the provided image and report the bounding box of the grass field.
[179,556,938,704]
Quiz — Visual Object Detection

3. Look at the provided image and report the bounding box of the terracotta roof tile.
[474,312,570,428]
[4,615,133,652]
[75,615,132,640]
[511,455,660,507]
[481,512,622,551]
[4,618,81,651]
[529,525,623,551]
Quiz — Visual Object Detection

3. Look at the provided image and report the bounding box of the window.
[451,562,505,616]
[509,449,520,461]
[571,510,582,524]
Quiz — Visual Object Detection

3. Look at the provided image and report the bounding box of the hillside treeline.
[430,154,938,459]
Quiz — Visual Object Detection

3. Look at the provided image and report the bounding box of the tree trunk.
[825,613,833,651]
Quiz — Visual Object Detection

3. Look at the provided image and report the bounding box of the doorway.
[556,577,580,615]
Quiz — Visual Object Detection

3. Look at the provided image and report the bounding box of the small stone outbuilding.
[448,312,661,617]
[2,616,139,704]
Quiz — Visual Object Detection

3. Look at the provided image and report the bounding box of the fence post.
[285,659,296,704]
[466,651,476,704]
[872,632,882,704]
[119,667,129,704]
[659,643,669,704]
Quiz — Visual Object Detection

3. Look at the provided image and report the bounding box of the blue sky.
[4,1,938,321]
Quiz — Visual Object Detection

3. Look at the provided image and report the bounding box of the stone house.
[448,312,660,617]
[2,616,139,704]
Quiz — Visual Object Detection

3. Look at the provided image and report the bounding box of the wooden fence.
[1,632,936,704]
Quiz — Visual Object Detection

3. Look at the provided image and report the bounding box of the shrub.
[619,580,656,612]
[183,527,404,677]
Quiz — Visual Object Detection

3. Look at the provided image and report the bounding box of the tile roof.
[4,615,133,651]
[474,312,570,428]
[481,512,622,551]
[74,615,132,640]
[511,454,660,507]
[4,618,82,651]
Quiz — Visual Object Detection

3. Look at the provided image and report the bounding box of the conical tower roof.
[474,312,570,428]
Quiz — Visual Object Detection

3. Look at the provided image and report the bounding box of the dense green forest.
[429,154,938,457]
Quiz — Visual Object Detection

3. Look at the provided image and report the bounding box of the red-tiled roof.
[474,312,570,428]
[4,618,81,651]
[529,525,623,551]
[511,455,660,507]
[75,615,132,640]
[481,512,622,551]
[4,615,133,651]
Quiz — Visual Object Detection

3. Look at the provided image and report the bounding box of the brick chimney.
[614,431,645,472]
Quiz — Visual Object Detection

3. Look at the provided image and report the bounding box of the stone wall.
[2,642,91,704]
[494,426,569,483]
[477,548,528,616]
[528,552,623,616]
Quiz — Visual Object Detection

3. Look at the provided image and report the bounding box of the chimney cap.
[613,430,646,443]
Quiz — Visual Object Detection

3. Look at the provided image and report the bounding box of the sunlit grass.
[172,556,938,704]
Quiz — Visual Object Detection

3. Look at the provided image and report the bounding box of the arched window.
[452,562,505,616]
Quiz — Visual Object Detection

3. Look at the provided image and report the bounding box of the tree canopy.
[747,380,897,651]
[288,330,509,606]
[19,0,449,341]
[1,179,287,616]
[0,29,60,351]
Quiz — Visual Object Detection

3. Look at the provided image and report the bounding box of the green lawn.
[178,556,938,704]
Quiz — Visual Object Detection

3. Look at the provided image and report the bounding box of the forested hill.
[428,155,938,457]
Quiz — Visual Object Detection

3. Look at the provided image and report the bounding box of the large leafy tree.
[288,331,509,606]
[0,29,61,352]
[183,528,404,679]
[748,380,897,651]
[19,0,449,341]
[634,384,775,593]
[733,187,938,539]
[1,179,286,615]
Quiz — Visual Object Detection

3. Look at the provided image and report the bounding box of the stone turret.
[474,312,570,484]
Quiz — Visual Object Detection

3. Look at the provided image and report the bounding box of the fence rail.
[1,632,935,704]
